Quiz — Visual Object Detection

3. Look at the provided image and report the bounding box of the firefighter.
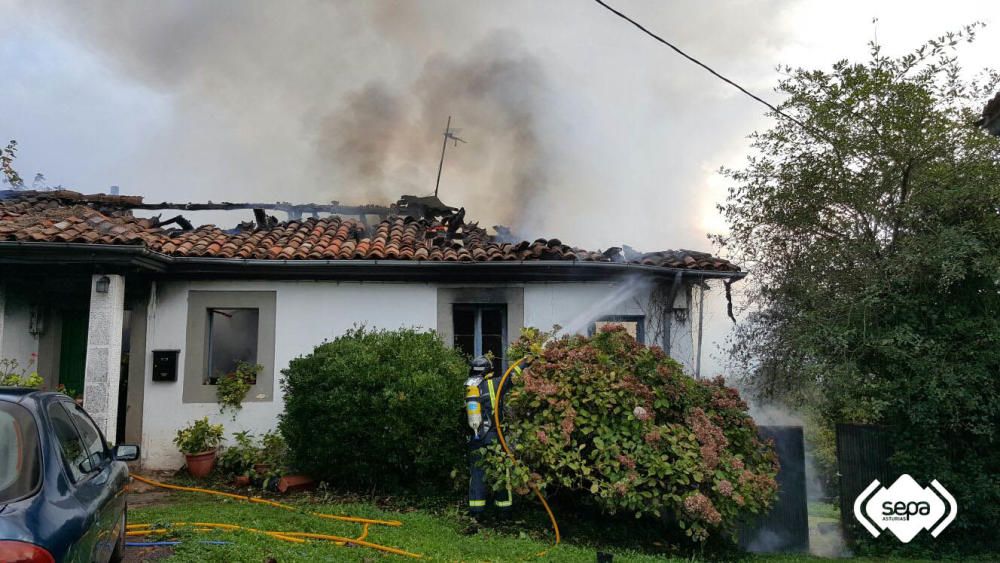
[465,355,516,516]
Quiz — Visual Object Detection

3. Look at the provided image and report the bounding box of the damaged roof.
[0,190,740,274]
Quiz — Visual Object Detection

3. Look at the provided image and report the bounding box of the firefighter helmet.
[469,356,493,377]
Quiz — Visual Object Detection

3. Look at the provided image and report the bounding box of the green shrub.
[482,326,778,543]
[218,430,258,477]
[1,357,43,388]
[279,327,467,491]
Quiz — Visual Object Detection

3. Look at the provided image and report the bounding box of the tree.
[717,26,1000,552]
[1,140,24,189]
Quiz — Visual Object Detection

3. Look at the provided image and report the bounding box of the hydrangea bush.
[482,325,778,542]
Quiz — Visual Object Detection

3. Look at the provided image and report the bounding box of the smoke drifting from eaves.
[316,32,552,232]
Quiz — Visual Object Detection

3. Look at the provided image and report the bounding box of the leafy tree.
[1,141,56,190]
[1,140,24,189]
[717,26,1000,552]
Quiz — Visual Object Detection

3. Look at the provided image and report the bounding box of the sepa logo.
[854,474,957,543]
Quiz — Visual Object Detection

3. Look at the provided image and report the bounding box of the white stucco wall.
[0,287,40,371]
[140,279,700,469]
[523,281,695,371]
[140,280,438,469]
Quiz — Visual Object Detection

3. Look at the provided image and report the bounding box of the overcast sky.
[2,0,998,375]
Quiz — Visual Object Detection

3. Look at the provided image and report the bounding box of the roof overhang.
[0,241,746,283]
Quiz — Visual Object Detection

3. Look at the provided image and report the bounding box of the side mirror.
[78,452,99,474]
[114,444,140,462]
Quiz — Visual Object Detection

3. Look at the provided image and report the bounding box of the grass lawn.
[128,490,673,562]
[125,486,989,562]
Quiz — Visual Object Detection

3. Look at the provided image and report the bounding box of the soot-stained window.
[206,308,259,384]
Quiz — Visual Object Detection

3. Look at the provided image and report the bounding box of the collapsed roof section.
[0,190,741,277]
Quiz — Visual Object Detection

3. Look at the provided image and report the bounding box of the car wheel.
[109,509,125,563]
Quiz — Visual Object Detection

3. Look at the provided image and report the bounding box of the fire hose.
[494,357,562,551]
[128,474,422,559]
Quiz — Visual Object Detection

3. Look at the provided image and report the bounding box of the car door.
[46,400,119,563]
[61,401,122,563]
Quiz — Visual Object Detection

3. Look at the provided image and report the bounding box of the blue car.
[0,388,139,563]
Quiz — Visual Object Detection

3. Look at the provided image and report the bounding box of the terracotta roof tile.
[0,190,740,273]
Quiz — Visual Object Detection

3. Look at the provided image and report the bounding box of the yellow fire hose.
[126,357,559,559]
[494,357,562,551]
[127,521,370,544]
[125,522,423,558]
[129,474,401,527]
[128,474,421,558]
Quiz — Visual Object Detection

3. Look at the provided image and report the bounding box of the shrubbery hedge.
[482,326,778,542]
[279,327,467,491]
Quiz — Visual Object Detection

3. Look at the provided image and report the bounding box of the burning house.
[0,189,743,469]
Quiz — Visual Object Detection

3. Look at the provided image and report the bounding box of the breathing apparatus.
[465,356,493,439]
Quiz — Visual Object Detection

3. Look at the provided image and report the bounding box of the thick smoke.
[13,0,793,248]
[315,31,552,230]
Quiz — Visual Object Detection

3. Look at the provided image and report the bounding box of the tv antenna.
[434,115,467,197]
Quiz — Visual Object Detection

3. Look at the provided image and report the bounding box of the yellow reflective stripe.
[486,379,497,408]
[496,466,513,506]
[469,500,486,507]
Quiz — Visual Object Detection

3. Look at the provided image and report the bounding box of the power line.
[591,0,810,132]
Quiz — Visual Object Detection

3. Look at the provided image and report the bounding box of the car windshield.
[0,402,41,504]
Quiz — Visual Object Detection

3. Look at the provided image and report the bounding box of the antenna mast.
[434,115,466,198]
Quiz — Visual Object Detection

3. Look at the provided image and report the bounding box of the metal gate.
[739,425,809,552]
[835,423,893,542]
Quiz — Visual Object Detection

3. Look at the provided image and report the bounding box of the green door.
[59,311,88,398]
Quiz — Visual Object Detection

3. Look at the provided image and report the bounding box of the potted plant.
[218,430,258,486]
[173,417,225,478]
[217,361,263,417]
[253,430,287,479]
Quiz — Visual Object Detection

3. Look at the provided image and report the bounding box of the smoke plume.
[315,31,552,230]
[11,0,792,247]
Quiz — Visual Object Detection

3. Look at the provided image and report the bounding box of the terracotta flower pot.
[184,450,217,478]
[254,462,273,476]
[233,475,251,487]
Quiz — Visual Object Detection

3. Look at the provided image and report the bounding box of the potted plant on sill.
[217,361,263,418]
[173,417,225,478]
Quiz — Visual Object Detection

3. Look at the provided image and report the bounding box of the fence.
[835,423,893,542]
[739,425,809,552]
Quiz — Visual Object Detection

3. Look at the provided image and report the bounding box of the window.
[48,403,89,481]
[591,315,645,344]
[453,304,507,366]
[0,403,40,503]
[183,291,276,404]
[63,403,108,472]
[206,308,260,384]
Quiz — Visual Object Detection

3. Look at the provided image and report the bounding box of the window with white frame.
[453,304,507,367]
